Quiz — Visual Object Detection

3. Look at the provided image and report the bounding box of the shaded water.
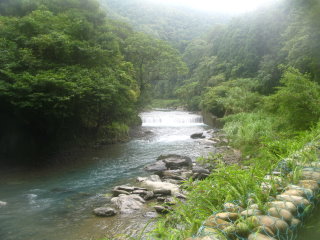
[0,110,215,240]
[297,204,320,240]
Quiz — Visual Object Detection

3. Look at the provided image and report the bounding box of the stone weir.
[186,141,320,240]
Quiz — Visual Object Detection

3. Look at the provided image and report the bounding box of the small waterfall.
[140,111,204,127]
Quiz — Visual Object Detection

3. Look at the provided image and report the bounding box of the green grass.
[146,113,320,239]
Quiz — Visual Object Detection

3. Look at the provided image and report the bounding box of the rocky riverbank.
[186,142,320,240]
[91,129,242,236]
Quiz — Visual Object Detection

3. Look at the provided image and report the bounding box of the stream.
[0,110,215,240]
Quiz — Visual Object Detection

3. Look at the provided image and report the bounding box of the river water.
[0,110,215,240]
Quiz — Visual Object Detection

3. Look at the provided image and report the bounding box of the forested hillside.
[0,0,186,163]
[99,0,229,50]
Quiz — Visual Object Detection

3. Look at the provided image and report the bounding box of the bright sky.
[149,0,279,13]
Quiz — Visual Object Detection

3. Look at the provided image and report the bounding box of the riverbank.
[0,110,215,240]
[147,121,320,240]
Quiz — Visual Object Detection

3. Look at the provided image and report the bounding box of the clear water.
[0,110,215,240]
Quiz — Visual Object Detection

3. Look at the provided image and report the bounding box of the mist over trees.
[0,0,319,163]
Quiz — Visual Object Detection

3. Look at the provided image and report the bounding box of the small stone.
[215,212,239,222]
[154,205,170,214]
[144,211,157,218]
[248,204,259,209]
[157,196,166,202]
[164,197,176,205]
[115,185,135,192]
[223,203,244,213]
[93,207,117,217]
[191,132,205,139]
[248,232,276,240]
[112,189,130,197]
[298,180,319,192]
[276,195,310,207]
[204,216,232,230]
[153,189,171,196]
[267,201,297,214]
[0,201,7,207]
[176,193,187,199]
[143,191,154,200]
[241,209,263,218]
[267,207,293,223]
[132,190,147,195]
[147,175,162,182]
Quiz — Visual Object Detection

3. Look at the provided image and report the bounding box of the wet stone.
[93,207,117,217]
[153,189,171,196]
[112,189,130,197]
[115,185,135,192]
[143,191,154,200]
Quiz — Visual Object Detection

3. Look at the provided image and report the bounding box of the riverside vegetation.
[0,0,186,164]
[95,0,320,239]
[1,0,320,239]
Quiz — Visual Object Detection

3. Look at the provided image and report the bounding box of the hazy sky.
[149,0,280,13]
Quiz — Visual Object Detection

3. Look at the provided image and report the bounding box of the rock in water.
[190,132,205,139]
[144,161,167,172]
[111,195,145,214]
[0,201,7,207]
[161,155,192,169]
[140,180,179,196]
[93,207,117,217]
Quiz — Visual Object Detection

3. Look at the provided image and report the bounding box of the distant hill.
[99,0,230,50]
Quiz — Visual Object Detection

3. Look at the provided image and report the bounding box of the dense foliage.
[100,0,229,51]
[0,0,186,162]
[149,0,320,239]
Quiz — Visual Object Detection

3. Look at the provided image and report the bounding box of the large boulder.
[111,194,145,214]
[93,207,117,217]
[161,155,192,170]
